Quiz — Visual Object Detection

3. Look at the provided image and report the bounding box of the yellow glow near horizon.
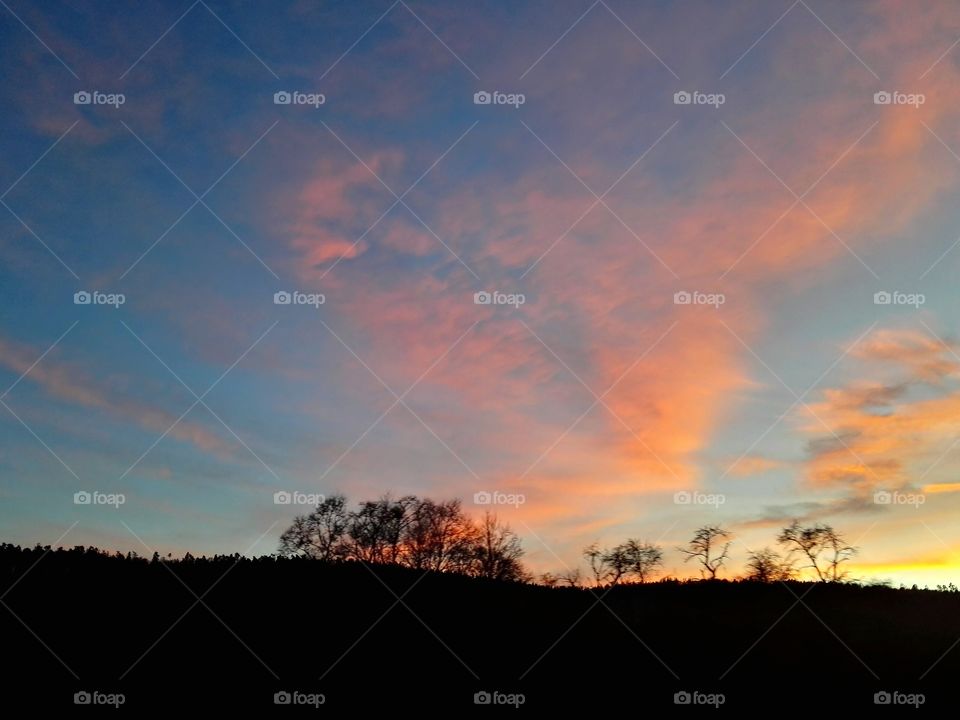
[853,556,960,588]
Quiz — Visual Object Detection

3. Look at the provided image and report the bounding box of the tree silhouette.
[279,494,350,561]
[744,547,794,582]
[539,571,559,587]
[622,540,664,583]
[581,540,663,585]
[348,494,417,564]
[275,496,867,588]
[602,543,633,585]
[403,498,478,573]
[679,525,731,580]
[606,540,663,584]
[777,521,856,582]
[583,542,609,587]
[471,511,528,582]
[277,493,530,580]
[822,526,857,582]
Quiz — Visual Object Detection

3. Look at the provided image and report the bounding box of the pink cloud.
[267,0,960,562]
[0,335,229,455]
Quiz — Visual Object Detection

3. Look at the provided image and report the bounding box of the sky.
[2,0,960,587]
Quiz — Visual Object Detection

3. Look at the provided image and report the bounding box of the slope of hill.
[1,544,954,710]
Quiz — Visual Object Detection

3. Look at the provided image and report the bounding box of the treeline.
[279,494,529,582]
[0,506,882,589]
[541,520,860,588]
[278,497,867,589]
[0,542,266,566]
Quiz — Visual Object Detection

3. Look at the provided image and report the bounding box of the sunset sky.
[3,0,960,587]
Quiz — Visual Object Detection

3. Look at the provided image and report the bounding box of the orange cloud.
[802,327,960,492]
[272,0,960,562]
[726,455,784,477]
[923,483,960,494]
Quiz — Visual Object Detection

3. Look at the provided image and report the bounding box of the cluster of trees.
[541,521,858,588]
[278,494,529,582]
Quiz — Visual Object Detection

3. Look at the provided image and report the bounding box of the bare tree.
[777,521,856,582]
[583,543,609,587]
[777,521,825,581]
[679,525,731,580]
[744,547,794,582]
[539,572,559,587]
[470,512,528,582]
[623,539,664,583]
[822,526,856,582]
[348,494,417,564]
[582,540,663,585]
[601,544,633,585]
[278,494,350,561]
[403,498,479,573]
[558,568,583,588]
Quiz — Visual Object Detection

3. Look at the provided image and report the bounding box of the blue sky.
[4,0,960,585]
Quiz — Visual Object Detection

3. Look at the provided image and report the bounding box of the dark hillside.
[1,545,954,710]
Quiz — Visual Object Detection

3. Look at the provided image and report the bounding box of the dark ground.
[1,544,956,711]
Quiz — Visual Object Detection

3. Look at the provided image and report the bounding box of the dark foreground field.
[2,544,956,711]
